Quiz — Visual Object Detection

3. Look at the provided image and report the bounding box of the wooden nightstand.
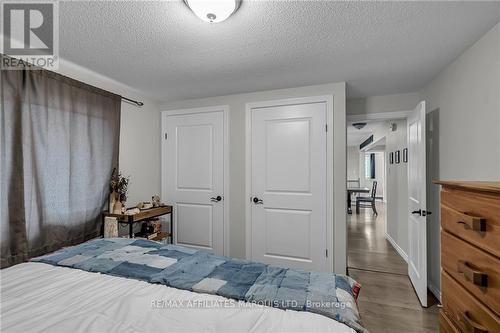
[101,205,173,242]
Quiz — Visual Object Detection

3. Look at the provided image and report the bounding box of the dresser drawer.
[442,272,500,333]
[442,231,500,313]
[441,188,500,258]
[440,310,460,333]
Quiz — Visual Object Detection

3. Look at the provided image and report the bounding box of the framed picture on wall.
[389,152,394,164]
[403,148,408,163]
[395,150,401,164]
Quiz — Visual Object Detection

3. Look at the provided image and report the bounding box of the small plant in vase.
[109,168,130,214]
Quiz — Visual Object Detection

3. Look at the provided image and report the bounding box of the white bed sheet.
[0,262,355,333]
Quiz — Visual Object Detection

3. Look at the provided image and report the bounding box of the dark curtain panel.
[370,153,376,179]
[1,57,121,268]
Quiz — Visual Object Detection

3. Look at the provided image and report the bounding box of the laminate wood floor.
[347,202,439,333]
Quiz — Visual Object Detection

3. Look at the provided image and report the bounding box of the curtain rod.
[2,54,145,108]
[1,54,145,107]
[121,96,144,107]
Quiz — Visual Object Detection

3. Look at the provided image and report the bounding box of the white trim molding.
[161,105,231,257]
[245,95,335,273]
[384,232,408,263]
[347,110,412,122]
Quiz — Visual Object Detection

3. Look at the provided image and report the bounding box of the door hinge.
[164,133,168,140]
[325,249,328,257]
[325,124,328,132]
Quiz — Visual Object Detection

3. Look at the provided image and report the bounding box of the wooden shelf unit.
[102,205,173,242]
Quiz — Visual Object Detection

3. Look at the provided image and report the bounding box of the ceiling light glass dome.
[185,0,241,23]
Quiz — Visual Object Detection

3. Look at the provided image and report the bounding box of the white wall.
[56,59,162,206]
[420,22,500,298]
[420,22,500,180]
[347,147,360,181]
[347,92,420,116]
[119,102,161,205]
[369,121,393,143]
[161,82,347,273]
[385,119,409,256]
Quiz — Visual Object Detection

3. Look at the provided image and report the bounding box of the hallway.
[347,203,439,333]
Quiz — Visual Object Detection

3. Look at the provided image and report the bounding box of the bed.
[0,239,364,333]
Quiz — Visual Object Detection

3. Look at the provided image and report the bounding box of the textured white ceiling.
[59,1,500,102]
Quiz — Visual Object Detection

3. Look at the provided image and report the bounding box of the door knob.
[253,197,263,204]
[210,195,222,202]
[411,209,422,216]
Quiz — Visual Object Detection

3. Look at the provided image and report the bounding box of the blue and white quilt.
[32,238,366,333]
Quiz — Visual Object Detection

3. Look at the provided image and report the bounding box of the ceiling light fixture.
[184,0,241,23]
[352,122,367,130]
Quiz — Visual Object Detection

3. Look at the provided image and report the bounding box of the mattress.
[0,262,356,333]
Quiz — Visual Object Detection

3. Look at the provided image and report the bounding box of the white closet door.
[250,101,328,271]
[164,110,224,254]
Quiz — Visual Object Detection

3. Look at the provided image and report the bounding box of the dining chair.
[356,181,378,215]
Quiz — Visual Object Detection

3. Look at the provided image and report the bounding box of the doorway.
[345,106,439,331]
[347,119,404,274]
[346,102,438,296]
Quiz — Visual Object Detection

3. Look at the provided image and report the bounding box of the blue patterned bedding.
[32,238,366,333]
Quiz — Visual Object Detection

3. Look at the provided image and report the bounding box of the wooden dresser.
[436,181,500,333]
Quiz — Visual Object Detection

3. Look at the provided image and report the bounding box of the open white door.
[407,101,428,307]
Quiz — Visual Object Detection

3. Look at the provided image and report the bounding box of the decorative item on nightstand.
[152,195,161,207]
[113,201,124,214]
[137,223,157,239]
[137,202,153,210]
[109,168,130,214]
[149,218,162,233]
[109,191,117,213]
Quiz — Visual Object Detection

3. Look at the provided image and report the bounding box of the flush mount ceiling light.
[184,0,241,23]
[352,122,367,130]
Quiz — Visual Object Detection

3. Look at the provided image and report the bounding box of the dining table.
[347,186,370,214]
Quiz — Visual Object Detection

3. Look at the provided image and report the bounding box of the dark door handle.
[411,209,422,216]
[253,197,263,204]
[422,210,432,216]
[210,196,222,202]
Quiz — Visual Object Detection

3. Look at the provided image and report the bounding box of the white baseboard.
[428,282,442,303]
[384,232,408,263]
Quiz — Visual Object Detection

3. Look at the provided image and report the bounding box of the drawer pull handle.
[450,206,487,232]
[458,311,488,333]
[457,260,488,287]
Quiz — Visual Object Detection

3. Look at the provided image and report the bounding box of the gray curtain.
[1,57,121,268]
